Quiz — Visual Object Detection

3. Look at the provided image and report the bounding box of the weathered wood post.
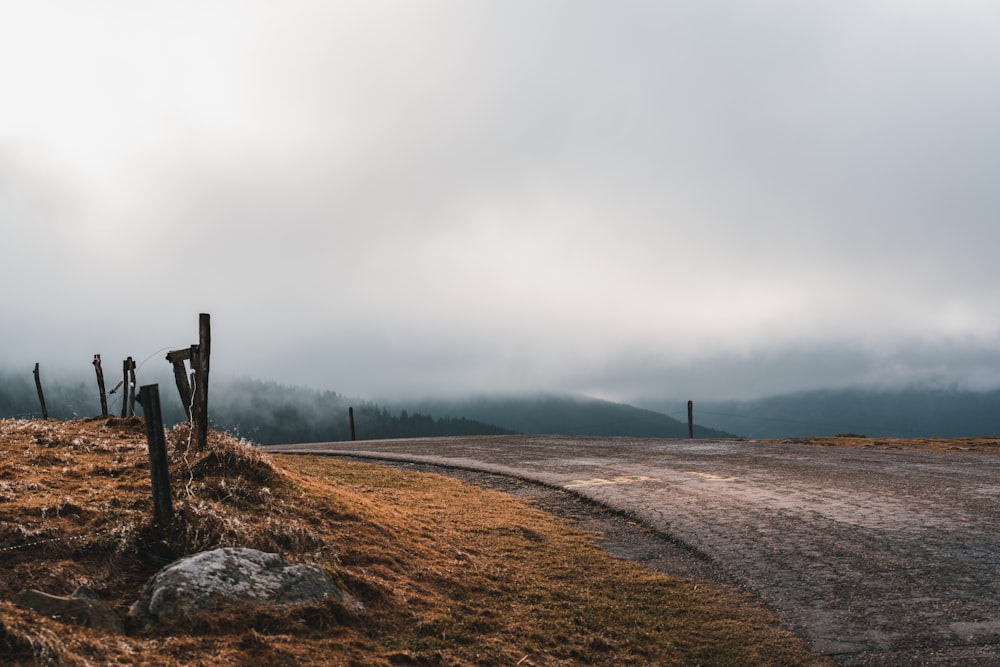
[349,406,356,441]
[33,363,48,419]
[120,359,130,418]
[191,313,211,450]
[687,400,694,439]
[93,354,108,417]
[138,384,173,526]
[127,357,137,417]
[165,348,193,420]
[118,357,138,417]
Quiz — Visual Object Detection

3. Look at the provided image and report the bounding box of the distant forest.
[209,379,514,444]
[658,386,1000,439]
[396,394,732,439]
[12,366,1000,440]
[0,369,730,443]
[0,371,511,444]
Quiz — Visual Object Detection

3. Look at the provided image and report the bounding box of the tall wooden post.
[93,354,108,417]
[191,314,211,450]
[33,363,48,419]
[687,400,694,439]
[349,406,356,441]
[139,384,173,526]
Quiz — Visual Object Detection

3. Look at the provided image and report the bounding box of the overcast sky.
[3,1,1000,402]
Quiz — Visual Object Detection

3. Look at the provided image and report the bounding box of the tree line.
[662,386,1000,438]
[0,371,511,444]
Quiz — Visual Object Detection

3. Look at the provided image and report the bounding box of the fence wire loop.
[0,527,115,553]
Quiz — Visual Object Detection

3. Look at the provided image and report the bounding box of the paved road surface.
[264,436,1000,665]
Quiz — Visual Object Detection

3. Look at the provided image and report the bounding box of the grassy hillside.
[0,418,822,666]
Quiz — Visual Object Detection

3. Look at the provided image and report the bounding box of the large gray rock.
[13,585,124,634]
[130,547,356,627]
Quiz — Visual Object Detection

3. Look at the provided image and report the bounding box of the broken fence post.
[93,354,108,417]
[138,384,173,526]
[33,363,48,419]
[349,406,356,441]
[165,348,194,420]
[687,400,694,439]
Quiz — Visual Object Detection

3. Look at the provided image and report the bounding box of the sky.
[3,1,1000,403]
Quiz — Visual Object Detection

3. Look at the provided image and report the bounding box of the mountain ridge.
[395,393,733,439]
[648,385,1000,439]
[0,369,730,443]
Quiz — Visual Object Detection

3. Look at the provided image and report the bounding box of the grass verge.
[776,435,1000,453]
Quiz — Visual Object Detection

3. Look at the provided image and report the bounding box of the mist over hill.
[652,386,1000,439]
[12,363,998,441]
[0,371,510,444]
[208,379,514,444]
[396,394,732,439]
[0,369,728,442]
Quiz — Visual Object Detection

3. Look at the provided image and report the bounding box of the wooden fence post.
[120,359,129,417]
[127,357,137,417]
[93,354,108,417]
[349,406,356,441]
[192,314,211,450]
[687,400,694,439]
[166,314,211,445]
[139,384,173,526]
[165,348,193,420]
[33,363,48,419]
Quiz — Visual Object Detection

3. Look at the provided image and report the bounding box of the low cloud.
[3,2,1000,403]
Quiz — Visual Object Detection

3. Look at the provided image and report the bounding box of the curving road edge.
[264,435,1000,666]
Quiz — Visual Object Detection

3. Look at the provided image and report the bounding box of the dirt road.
[264,436,1000,665]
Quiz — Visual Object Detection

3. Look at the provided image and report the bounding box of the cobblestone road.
[265,436,1000,665]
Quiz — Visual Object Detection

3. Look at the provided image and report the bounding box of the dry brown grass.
[774,435,1000,454]
[0,418,828,666]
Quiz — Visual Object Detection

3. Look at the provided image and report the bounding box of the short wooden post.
[349,407,356,441]
[33,363,48,419]
[139,384,173,526]
[93,354,108,417]
[687,400,694,439]
[120,359,130,418]
[127,357,137,417]
[165,348,194,420]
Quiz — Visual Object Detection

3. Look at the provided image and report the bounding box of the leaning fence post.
[687,400,694,439]
[139,384,173,526]
[165,348,193,420]
[93,354,108,417]
[33,363,48,419]
[349,406,356,441]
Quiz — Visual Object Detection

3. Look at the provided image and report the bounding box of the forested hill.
[2,369,731,442]
[398,394,733,438]
[0,372,511,445]
[208,379,514,444]
[656,386,1000,439]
